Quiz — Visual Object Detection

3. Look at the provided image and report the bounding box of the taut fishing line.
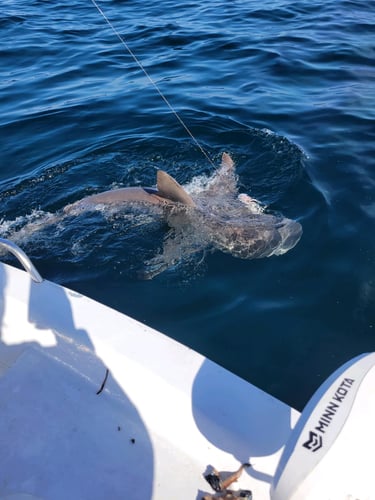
[90,0,216,168]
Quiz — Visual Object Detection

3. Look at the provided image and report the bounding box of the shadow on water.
[0,261,154,499]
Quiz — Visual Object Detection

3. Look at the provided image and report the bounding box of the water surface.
[1,0,374,410]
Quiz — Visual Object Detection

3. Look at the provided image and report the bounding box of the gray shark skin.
[64,153,302,278]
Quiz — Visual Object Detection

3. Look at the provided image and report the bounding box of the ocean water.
[0,0,374,410]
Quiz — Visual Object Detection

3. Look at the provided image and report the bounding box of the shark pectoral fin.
[141,228,183,279]
[141,227,206,279]
[221,152,235,172]
[156,170,196,207]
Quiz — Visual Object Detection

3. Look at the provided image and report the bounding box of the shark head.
[273,217,303,255]
[208,214,302,259]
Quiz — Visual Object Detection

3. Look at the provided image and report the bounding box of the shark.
[63,152,302,278]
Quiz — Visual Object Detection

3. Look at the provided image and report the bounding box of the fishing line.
[90,0,216,168]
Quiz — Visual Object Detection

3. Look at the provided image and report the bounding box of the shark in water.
[63,152,302,278]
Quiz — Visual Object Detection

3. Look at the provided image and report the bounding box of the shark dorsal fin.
[221,152,234,172]
[156,170,196,207]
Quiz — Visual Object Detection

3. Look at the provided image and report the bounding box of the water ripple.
[0,0,374,409]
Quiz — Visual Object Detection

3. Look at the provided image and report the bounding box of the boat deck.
[0,262,299,499]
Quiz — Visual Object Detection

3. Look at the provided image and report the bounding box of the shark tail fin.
[156,170,196,207]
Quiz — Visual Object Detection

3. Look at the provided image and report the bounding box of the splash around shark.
[64,152,302,278]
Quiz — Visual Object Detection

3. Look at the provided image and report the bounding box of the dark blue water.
[1,0,374,410]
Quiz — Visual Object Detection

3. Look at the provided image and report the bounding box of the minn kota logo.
[303,431,323,452]
[302,378,355,453]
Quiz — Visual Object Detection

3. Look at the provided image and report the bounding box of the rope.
[90,0,216,168]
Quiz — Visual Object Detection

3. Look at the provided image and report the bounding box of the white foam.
[238,193,265,214]
[184,173,212,196]
[0,210,61,247]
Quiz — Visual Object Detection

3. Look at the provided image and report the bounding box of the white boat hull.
[0,261,299,499]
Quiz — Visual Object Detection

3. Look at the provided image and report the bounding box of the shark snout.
[274,218,302,255]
